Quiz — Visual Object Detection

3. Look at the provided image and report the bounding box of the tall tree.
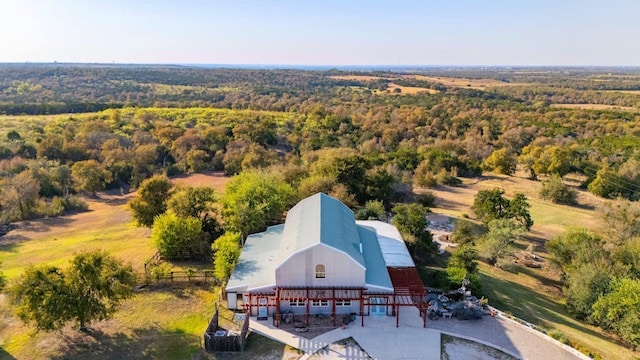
[152,213,206,260]
[167,185,216,219]
[128,175,172,227]
[508,193,533,231]
[477,219,525,265]
[221,171,294,240]
[593,278,640,348]
[71,160,112,195]
[392,203,436,261]
[212,232,241,284]
[483,148,517,175]
[65,251,136,330]
[472,189,510,224]
[10,251,135,331]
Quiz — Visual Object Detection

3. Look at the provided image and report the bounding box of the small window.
[312,300,329,307]
[290,300,306,307]
[336,299,351,307]
[315,264,326,278]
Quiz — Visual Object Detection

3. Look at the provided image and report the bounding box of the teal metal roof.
[226,193,409,295]
[277,193,365,268]
[356,220,415,267]
[226,224,283,293]
[358,225,394,292]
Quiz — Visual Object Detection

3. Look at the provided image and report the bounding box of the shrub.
[540,174,577,205]
[415,191,437,208]
[152,213,205,260]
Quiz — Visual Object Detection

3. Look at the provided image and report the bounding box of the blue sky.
[1,0,639,66]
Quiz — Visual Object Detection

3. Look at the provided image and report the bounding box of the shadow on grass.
[0,217,76,252]
[0,347,17,360]
[50,326,200,360]
[90,193,131,207]
[479,271,608,342]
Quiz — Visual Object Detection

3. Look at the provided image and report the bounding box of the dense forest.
[1,64,640,352]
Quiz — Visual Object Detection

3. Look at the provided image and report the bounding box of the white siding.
[227,292,237,309]
[276,244,365,287]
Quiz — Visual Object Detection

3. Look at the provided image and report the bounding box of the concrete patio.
[250,306,441,360]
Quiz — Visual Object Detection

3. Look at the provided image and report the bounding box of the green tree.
[508,193,533,230]
[152,213,205,260]
[565,262,611,321]
[128,175,172,227]
[167,185,216,219]
[392,203,435,261]
[355,200,386,220]
[10,265,69,331]
[472,189,510,224]
[450,220,476,245]
[330,156,369,204]
[540,174,577,205]
[547,228,606,274]
[477,219,525,265]
[71,160,112,195]
[413,160,438,188]
[448,244,479,274]
[472,189,533,230]
[483,148,517,175]
[7,130,21,141]
[65,251,136,330]
[592,278,640,348]
[212,232,241,283]
[184,149,210,173]
[10,251,135,331]
[221,171,294,239]
[588,165,622,199]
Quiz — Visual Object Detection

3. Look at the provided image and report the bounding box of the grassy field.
[551,103,639,112]
[426,172,639,359]
[407,75,525,90]
[0,173,301,360]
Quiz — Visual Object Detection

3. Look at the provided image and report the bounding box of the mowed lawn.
[0,173,300,359]
[427,173,639,359]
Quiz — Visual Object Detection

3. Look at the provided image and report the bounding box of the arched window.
[315,264,326,278]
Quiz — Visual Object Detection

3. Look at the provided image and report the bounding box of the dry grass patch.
[550,103,639,112]
[328,75,387,81]
[170,172,229,193]
[406,75,524,89]
[384,83,438,95]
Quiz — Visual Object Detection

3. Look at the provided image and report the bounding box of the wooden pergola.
[243,267,429,328]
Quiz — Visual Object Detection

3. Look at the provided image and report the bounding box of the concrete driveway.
[251,305,588,360]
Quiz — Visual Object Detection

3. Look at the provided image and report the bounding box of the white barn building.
[225,193,428,327]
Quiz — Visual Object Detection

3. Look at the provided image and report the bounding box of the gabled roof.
[276,193,365,268]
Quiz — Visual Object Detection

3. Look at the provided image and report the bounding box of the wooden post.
[332,288,336,326]
[305,287,310,326]
[423,304,427,328]
[275,288,280,327]
[360,290,364,327]
[396,304,400,328]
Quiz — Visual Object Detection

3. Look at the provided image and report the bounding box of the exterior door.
[370,297,386,315]
[258,297,268,319]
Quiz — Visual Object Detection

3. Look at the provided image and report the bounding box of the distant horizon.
[3,62,640,70]
[2,1,639,66]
